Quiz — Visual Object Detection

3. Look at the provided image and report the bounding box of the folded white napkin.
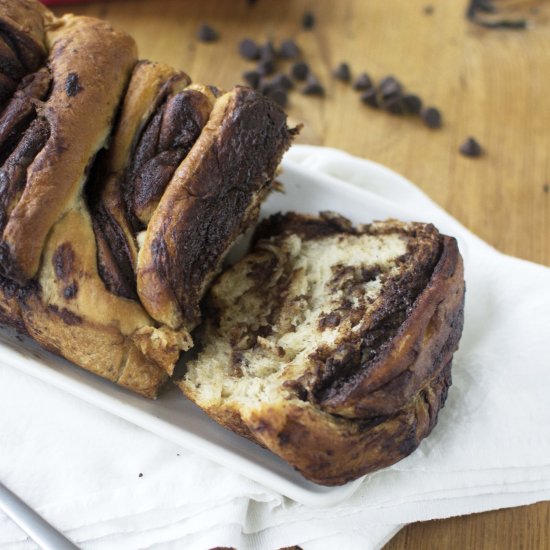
[1,145,549,550]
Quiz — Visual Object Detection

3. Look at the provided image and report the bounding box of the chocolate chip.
[291,61,309,81]
[271,73,294,90]
[424,5,434,14]
[268,88,288,107]
[333,62,351,82]
[258,78,273,96]
[259,41,276,63]
[239,38,260,60]
[403,94,422,114]
[242,70,261,89]
[379,76,402,98]
[197,24,218,42]
[353,72,373,91]
[543,183,549,193]
[257,59,276,76]
[302,75,324,96]
[361,88,379,108]
[138,473,143,478]
[421,106,442,128]
[65,73,82,97]
[302,11,315,30]
[459,137,483,157]
[279,39,300,59]
[383,96,405,115]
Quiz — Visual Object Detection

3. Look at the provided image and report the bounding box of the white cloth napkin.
[1,145,550,550]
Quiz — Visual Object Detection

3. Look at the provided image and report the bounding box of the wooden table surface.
[52,0,550,548]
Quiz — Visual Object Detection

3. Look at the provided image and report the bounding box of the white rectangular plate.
[0,159,451,507]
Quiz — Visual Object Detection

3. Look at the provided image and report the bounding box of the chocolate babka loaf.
[180,213,465,485]
[0,0,295,396]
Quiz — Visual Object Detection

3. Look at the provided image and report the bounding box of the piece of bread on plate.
[0,0,296,396]
[179,212,465,485]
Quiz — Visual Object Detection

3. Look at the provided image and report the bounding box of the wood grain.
[51,0,550,548]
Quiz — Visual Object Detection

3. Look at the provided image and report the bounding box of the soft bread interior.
[184,221,416,413]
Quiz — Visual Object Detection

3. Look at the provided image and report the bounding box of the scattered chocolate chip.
[242,70,261,89]
[291,61,309,80]
[238,38,260,60]
[302,11,316,30]
[353,72,373,91]
[543,184,549,193]
[257,59,275,76]
[379,76,402,98]
[421,106,442,128]
[256,78,270,95]
[271,73,294,91]
[196,23,219,42]
[383,96,405,115]
[259,41,276,63]
[459,137,483,157]
[333,62,351,82]
[302,75,325,96]
[424,5,434,14]
[268,88,288,107]
[402,94,423,114]
[138,473,143,478]
[247,0,258,5]
[279,39,300,59]
[361,87,379,108]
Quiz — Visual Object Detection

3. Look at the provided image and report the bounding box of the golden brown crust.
[137,86,296,330]
[15,204,188,397]
[0,1,48,46]
[0,14,137,282]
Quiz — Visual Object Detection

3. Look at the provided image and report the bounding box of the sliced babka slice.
[180,212,465,484]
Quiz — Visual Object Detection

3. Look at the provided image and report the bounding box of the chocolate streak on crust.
[0,68,51,165]
[137,86,296,330]
[0,0,47,105]
[88,63,193,299]
[130,89,213,226]
[0,118,50,233]
[90,202,137,299]
[317,235,464,418]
